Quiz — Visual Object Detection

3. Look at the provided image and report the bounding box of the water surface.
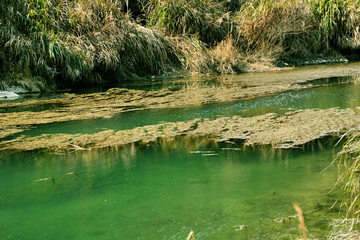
[0,141,342,240]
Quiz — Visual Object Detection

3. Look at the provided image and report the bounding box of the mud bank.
[1,108,359,151]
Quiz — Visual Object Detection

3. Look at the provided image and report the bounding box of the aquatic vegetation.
[0,107,358,151]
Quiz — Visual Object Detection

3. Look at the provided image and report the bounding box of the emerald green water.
[0,140,342,239]
[1,68,358,239]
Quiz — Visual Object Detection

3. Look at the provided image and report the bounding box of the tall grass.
[1,0,360,90]
[309,0,360,52]
[172,35,246,74]
[144,0,233,46]
[0,0,180,89]
[235,0,323,63]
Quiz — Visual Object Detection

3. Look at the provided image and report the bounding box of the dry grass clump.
[210,36,246,74]
[172,35,246,74]
[172,36,213,74]
[235,0,322,63]
[145,0,232,46]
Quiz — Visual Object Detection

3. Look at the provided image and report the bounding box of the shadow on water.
[0,102,69,113]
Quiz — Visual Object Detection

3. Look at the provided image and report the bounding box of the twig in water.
[233,225,248,231]
[294,204,307,240]
[186,230,195,240]
[257,217,262,229]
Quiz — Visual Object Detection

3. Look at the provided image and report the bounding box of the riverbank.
[1,0,360,91]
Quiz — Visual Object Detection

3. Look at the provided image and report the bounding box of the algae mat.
[1,108,359,151]
[1,62,360,148]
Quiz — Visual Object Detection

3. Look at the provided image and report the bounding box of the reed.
[2,0,360,90]
[172,35,246,74]
[294,204,307,240]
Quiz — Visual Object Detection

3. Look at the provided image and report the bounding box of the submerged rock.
[0,91,19,100]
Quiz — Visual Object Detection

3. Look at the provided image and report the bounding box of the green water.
[0,140,342,240]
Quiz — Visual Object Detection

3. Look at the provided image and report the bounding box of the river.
[1,63,360,239]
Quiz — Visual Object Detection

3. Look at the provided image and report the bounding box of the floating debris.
[186,230,195,240]
[190,151,215,154]
[35,177,52,182]
[201,153,219,156]
[233,225,248,231]
[221,148,241,151]
[66,172,77,176]
[274,214,298,223]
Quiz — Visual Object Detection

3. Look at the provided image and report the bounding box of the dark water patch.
[298,76,354,86]
[0,102,69,113]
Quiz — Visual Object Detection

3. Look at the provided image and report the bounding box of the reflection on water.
[0,140,342,239]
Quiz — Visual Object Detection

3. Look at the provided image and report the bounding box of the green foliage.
[0,0,181,89]
[1,0,360,90]
[309,0,360,50]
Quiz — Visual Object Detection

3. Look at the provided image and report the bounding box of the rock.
[0,91,19,100]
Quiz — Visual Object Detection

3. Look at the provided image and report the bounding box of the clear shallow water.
[10,80,360,138]
[0,140,342,240]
